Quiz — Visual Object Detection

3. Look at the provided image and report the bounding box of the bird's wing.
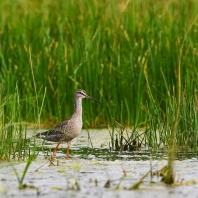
[36,119,74,142]
[54,119,70,131]
[36,129,64,142]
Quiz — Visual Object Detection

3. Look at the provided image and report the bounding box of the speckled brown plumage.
[36,89,101,159]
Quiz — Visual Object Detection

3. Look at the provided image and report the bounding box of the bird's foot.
[48,155,56,166]
[52,152,57,159]
[65,155,71,160]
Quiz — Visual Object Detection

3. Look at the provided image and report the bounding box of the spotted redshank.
[36,89,101,159]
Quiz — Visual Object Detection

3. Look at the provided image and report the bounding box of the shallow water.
[0,129,198,198]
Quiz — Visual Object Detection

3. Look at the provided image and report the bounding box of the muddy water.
[0,129,198,198]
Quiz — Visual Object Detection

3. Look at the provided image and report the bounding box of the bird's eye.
[80,91,84,96]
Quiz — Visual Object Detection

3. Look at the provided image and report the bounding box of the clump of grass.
[108,120,144,152]
[0,85,28,161]
[144,76,198,150]
[12,154,37,189]
[0,84,45,161]
[108,77,198,153]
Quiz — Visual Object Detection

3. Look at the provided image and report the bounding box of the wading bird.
[36,89,101,159]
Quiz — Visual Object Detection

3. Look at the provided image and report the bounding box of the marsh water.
[0,129,198,198]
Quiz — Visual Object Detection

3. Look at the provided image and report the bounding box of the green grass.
[0,83,45,161]
[144,79,198,149]
[12,154,37,189]
[1,0,198,128]
[0,85,26,160]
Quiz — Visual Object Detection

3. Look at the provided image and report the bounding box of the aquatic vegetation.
[129,170,150,190]
[12,154,37,189]
[0,84,45,161]
[108,120,143,151]
[144,84,198,150]
[0,85,29,161]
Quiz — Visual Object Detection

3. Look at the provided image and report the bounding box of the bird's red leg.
[53,142,60,157]
[66,141,71,159]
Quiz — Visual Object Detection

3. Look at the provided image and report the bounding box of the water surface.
[0,129,198,198]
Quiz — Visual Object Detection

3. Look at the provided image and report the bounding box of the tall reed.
[0,0,197,127]
[0,84,45,161]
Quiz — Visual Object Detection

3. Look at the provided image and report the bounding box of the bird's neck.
[72,98,82,118]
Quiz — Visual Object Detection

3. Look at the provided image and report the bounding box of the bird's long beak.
[86,95,101,103]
